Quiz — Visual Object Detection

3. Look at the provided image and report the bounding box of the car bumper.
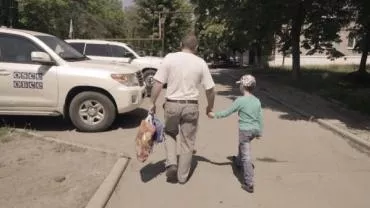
[109,85,146,114]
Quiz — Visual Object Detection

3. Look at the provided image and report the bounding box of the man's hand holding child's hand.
[207,111,215,119]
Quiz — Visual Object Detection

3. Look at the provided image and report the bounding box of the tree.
[226,0,284,67]
[348,0,370,74]
[135,0,193,55]
[191,0,229,60]
[123,5,140,39]
[277,0,352,80]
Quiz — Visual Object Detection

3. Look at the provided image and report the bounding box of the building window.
[347,35,356,49]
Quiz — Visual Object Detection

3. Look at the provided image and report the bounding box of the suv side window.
[111,45,133,58]
[69,42,85,54]
[0,34,44,64]
[85,44,111,57]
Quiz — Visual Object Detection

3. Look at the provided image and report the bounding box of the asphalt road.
[1,68,370,208]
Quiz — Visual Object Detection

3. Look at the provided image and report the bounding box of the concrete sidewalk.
[105,72,370,208]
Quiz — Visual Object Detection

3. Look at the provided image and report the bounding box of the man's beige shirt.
[153,51,215,101]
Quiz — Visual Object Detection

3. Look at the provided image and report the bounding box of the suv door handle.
[0,69,11,76]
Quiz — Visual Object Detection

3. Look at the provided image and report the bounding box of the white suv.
[65,39,163,93]
[0,28,146,132]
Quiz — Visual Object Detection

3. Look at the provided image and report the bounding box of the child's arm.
[257,104,263,136]
[214,98,241,119]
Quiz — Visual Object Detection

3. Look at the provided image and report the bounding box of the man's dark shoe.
[178,181,186,185]
[241,184,254,193]
[166,165,178,183]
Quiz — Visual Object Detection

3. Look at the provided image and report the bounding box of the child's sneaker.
[231,156,242,169]
[232,156,255,169]
[241,183,254,193]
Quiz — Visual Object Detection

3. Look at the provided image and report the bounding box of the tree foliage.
[18,0,125,39]
[192,0,354,79]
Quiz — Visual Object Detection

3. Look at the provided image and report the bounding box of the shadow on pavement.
[113,108,148,130]
[256,157,287,163]
[0,108,148,132]
[139,155,232,183]
[226,156,244,185]
[140,160,166,183]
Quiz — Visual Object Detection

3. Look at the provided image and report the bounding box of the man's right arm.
[151,80,164,104]
[206,87,215,113]
[201,62,216,114]
[149,54,170,113]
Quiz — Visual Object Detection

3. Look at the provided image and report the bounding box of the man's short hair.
[181,34,198,51]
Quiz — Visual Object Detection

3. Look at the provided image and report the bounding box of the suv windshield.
[36,35,88,61]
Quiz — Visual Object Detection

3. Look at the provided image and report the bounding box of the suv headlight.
[111,73,139,86]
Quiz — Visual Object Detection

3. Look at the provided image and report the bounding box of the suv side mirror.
[126,52,136,63]
[31,52,54,65]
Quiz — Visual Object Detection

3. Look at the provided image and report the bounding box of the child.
[208,74,263,193]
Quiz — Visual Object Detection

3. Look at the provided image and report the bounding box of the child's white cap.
[236,74,256,88]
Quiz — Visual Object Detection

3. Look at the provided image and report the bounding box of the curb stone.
[85,157,130,208]
[14,129,131,208]
[225,73,370,151]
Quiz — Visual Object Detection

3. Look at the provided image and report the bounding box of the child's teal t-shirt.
[215,95,263,134]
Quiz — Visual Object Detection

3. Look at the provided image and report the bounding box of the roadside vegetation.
[0,127,13,143]
[248,65,370,115]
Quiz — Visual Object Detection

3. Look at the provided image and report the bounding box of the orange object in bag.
[135,115,156,162]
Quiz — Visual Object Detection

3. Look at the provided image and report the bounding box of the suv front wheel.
[143,69,157,96]
[69,91,116,132]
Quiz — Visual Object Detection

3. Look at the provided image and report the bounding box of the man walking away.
[150,34,216,184]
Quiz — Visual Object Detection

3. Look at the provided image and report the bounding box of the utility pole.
[160,12,166,57]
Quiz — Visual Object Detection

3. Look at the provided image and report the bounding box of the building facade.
[269,28,369,66]
[0,0,18,28]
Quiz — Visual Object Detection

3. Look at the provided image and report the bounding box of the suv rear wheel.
[69,91,116,132]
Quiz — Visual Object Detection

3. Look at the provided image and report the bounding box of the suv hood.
[132,56,163,68]
[68,59,140,74]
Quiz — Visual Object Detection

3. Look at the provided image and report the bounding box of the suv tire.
[69,91,116,132]
[143,69,157,96]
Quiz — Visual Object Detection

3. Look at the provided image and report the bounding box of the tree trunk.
[358,33,370,74]
[291,2,306,80]
[256,44,262,67]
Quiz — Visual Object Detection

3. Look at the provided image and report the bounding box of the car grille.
[136,71,144,86]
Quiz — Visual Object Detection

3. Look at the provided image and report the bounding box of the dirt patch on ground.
[0,130,118,208]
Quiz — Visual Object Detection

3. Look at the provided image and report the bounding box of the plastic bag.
[152,115,164,143]
[135,114,156,162]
